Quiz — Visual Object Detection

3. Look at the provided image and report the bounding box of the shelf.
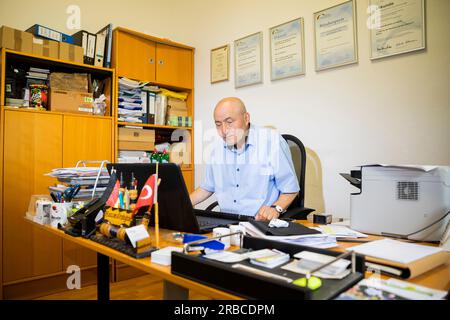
[116,75,193,92]
[116,121,192,131]
[2,106,113,120]
[4,49,114,75]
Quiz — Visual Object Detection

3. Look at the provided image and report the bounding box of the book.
[348,239,449,279]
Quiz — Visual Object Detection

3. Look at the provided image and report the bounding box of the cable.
[382,210,450,242]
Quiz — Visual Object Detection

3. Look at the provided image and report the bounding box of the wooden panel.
[182,170,193,194]
[115,31,155,82]
[156,44,193,89]
[3,110,63,283]
[114,263,146,282]
[62,115,113,269]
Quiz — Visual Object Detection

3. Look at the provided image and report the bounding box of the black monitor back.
[106,163,200,233]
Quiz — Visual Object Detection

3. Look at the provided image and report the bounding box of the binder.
[140,91,148,124]
[96,24,113,68]
[148,92,156,125]
[72,30,96,65]
[26,24,74,44]
[94,33,106,67]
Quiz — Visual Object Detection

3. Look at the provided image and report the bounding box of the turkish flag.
[133,174,156,214]
[106,179,120,207]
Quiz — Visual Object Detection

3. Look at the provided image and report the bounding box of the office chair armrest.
[282,207,315,220]
[205,201,219,211]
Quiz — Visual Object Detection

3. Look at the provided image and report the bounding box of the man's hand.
[255,206,280,221]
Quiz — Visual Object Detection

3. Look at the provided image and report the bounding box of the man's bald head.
[213,97,250,148]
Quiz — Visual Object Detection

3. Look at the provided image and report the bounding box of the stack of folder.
[118,78,147,123]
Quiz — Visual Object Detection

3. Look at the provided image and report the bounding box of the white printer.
[342,165,450,242]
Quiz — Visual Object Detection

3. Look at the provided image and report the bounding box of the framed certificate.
[369,0,426,60]
[270,18,305,81]
[211,45,229,83]
[314,0,358,71]
[234,32,263,88]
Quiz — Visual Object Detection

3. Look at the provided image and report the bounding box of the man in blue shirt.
[190,97,299,221]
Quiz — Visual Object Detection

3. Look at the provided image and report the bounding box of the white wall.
[1,0,449,218]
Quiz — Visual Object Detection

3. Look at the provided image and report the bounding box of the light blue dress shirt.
[200,124,300,216]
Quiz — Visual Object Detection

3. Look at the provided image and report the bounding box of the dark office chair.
[205,134,315,220]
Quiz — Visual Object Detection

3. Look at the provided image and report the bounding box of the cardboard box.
[32,37,58,58]
[50,89,94,114]
[118,128,155,151]
[167,97,188,117]
[49,72,88,92]
[59,42,83,63]
[0,26,33,53]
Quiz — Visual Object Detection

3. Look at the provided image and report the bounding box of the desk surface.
[27,219,450,299]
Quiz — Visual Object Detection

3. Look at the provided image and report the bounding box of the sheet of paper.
[203,251,248,263]
[347,239,443,264]
[281,260,351,280]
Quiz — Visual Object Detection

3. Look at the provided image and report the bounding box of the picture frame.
[369,0,426,60]
[234,32,263,88]
[314,0,358,71]
[269,18,306,81]
[210,44,230,84]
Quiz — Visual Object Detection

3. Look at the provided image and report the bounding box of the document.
[348,239,444,264]
[314,0,357,70]
[270,18,305,80]
[370,0,425,59]
[234,32,263,88]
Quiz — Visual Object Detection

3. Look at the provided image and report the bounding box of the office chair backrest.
[282,134,306,208]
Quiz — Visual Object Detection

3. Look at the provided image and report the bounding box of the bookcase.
[0,48,115,299]
[112,27,195,281]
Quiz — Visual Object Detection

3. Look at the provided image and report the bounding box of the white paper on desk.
[347,239,444,264]
[281,260,351,280]
[125,225,150,248]
[315,225,368,238]
[203,251,249,263]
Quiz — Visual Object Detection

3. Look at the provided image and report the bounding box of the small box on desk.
[0,26,33,53]
[118,127,155,151]
[50,89,94,114]
[58,42,83,63]
[32,37,58,58]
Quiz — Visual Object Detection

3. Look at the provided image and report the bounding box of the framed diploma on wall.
[369,0,426,60]
[234,32,263,88]
[211,45,229,84]
[269,18,306,81]
[314,0,358,71]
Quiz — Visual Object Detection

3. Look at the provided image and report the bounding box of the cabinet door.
[156,43,193,89]
[115,31,156,82]
[3,111,63,283]
[62,115,113,269]
[182,170,193,194]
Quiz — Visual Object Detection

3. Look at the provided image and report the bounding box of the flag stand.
[154,163,160,249]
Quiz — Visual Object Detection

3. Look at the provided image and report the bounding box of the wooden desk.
[27,219,450,300]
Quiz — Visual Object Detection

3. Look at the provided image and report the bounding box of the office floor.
[36,275,211,300]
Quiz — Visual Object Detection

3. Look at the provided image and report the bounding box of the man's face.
[214,102,250,147]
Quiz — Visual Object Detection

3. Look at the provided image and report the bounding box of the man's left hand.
[255,206,280,221]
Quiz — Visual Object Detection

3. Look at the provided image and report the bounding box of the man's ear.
[244,112,250,126]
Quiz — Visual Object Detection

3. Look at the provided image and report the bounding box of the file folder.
[26,24,74,44]
[72,30,96,65]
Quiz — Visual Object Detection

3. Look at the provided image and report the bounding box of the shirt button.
[234,200,237,203]
[237,168,240,172]
[236,184,239,188]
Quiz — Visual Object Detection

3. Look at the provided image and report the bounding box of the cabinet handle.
[158,60,164,65]
[149,58,154,64]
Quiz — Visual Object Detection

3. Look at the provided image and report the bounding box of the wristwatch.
[271,205,286,214]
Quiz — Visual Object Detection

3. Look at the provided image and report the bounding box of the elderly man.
[190,97,299,221]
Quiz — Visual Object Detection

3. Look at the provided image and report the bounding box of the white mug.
[212,227,231,250]
[35,199,52,225]
[229,224,246,247]
[50,202,72,228]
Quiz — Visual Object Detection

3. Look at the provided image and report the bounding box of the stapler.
[64,197,104,238]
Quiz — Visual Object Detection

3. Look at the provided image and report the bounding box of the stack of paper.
[240,222,338,249]
[315,225,368,239]
[118,150,151,164]
[118,77,148,123]
[249,249,290,269]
